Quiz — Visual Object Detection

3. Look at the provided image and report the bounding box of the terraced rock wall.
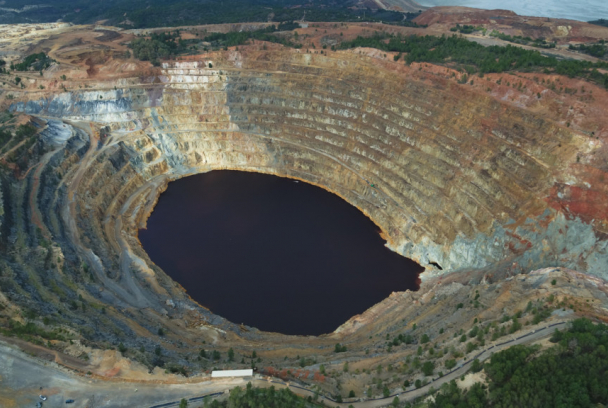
[8,48,608,317]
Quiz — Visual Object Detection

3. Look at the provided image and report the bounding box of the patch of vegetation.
[489,30,556,49]
[422,361,435,376]
[431,381,489,407]
[166,364,188,376]
[204,382,321,407]
[338,33,608,88]
[0,320,68,343]
[334,343,347,353]
[444,359,456,370]
[11,52,53,71]
[430,318,608,408]
[569,41,608,59]
[0,127,13,150]
[130,31,187,66]
[589,19,608,28]
[203,23,303,49]
[450,24,482,34]
[391,333,414,346]
[0,119,39,159]
[16,123,37,139]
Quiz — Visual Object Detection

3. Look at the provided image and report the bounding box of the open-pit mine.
[1,7,608,407]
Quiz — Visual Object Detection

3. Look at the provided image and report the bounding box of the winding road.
[0,321,568,408]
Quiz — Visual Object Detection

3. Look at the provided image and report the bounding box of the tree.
[430,380,488,408]
[445,359,456,370]
[179,398,188,408]
[348,390,355,398]
[392,396,400,406]
[382,386,390,398]
[420,333,430,344]
[212,350,221,360]
[422,361,435,376]
[228,348,235,362]
[509,317,522,334]
[469,359,483,373]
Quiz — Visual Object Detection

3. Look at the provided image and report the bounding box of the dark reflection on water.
[139,170,423,335]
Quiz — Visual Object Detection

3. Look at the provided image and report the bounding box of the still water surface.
[417,0,607,22]
[139,171,422,335]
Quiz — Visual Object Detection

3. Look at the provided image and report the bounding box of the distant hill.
[589,19,608,27]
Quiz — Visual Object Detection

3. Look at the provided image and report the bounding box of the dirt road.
[0,341,246,408]
[0,321,568,408]
[265,321,569,408]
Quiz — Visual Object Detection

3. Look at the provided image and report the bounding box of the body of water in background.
[417,0,607,22]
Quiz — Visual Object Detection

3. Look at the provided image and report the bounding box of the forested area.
[0,0,420,27]
[338,33,608,88]
[129,27,608,90]
[203,23,303,49]
[430,318,608,408]
[10,53,52,72]
[569,42,608,59]
[130,31,188,65]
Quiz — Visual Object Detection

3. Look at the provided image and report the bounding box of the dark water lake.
[139,171,422,335]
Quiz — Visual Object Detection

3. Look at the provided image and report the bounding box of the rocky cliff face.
[3,46,608,340]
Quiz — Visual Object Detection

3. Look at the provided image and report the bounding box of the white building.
[211,369,254,378]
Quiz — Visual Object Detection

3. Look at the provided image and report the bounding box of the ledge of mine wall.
[11,93,608,283]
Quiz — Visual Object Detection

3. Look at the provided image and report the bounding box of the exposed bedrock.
[9,48,608,320]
